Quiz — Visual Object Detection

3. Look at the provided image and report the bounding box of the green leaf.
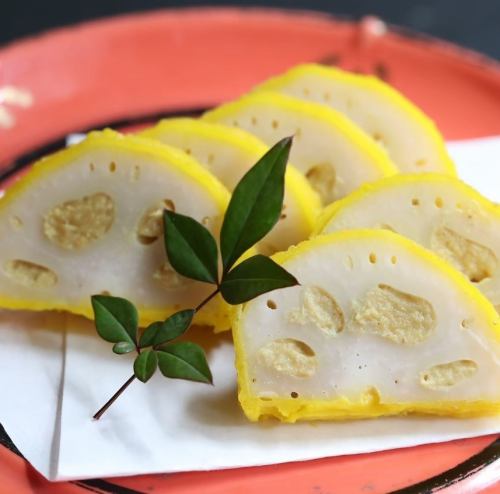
[220,254,299,304]
[157,342,213,384]
[133,349,158,383]
[220,136,292,271]
[163,210,219,284]
[91,295,138,345]
[139,309,195,348]
[112,341,136,354]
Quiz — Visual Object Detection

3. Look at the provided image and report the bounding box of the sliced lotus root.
[0,129,231,330]
[139,118,320,253]
[233,230,500,422]
[204,92,397,204]
[316,173,500,310]
[255,64,455,175]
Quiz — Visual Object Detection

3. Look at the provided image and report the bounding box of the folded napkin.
[1,137,499,481]
[0,311,65,476]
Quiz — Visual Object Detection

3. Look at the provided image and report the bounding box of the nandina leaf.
[134,349,158,383]
[157,342,212,384]
[220,136,292,271]
[220,254,298,304]
[139,309,195,348]
[91,295,138,345]
[163,210,219,284]
[112,341,136,354]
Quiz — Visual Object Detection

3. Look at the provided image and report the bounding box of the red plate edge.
[0,7,499,493]
[1,6,500,166]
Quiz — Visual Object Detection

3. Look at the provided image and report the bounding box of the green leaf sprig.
[91,137,299,419]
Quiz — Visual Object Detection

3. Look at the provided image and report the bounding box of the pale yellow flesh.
[139,118,321,254]
[233,230,500,422]
[316,174,500,311]
[0,130,231,329]
[255,64,455,175]
[204,92,397,204]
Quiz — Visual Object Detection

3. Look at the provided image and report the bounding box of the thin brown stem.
[194,288,220,312]
[93,374,136,420]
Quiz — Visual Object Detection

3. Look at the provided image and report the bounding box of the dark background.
[2,0,500,60]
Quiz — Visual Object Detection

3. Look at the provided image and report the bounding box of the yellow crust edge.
[0,294,230,331]
[240,396,500,423]
[314,173,500,235]
[1,128,230,213]
[140,117,322,234]
[139,117,270,157]
[232,229,500,422]
[255,64,456,176]
[0,129,232,331]
[203,91,399,178]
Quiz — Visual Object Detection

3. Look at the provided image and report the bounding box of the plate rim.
[0,6,499,493]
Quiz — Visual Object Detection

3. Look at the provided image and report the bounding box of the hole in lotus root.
[361,387,380,405]
[153,262,190,289]
[109,161,117,172]
[352,284,436,344]
[376,223,395,233]
[289,286,344,335]
[4,259,57,288]
[43,192,115,250]
[420,360,478,389]
[137,199,176,245]
[201,216,212,228]
[306,163,336,204]
[257,338,317,378]
[267,300,277,310]
[9,216,23,230]
[280,204,287,220]
[130,165,140,182]
[461,318,473,330]
[431,226,497,283]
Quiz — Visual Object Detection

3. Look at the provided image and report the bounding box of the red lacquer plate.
[0,7,499,493]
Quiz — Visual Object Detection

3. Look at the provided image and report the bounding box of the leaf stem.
[93,289,219,419]
[194,288,220,312]
[93,374,136,420]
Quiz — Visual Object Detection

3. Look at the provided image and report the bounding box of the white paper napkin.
[56,320,500,481]
[1,137,500,481]
[0,311,66,477]
[448,136,500,202]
